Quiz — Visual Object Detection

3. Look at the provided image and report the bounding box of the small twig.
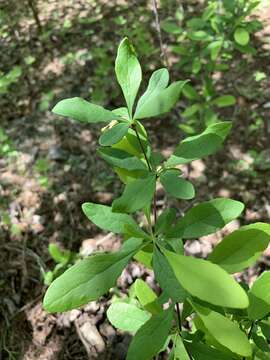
[151,0,169,68]
[153,187,157,224]
[27,0,42,34]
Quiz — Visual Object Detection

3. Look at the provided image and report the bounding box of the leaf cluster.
[162,0,263,134]
[43,37,270,360]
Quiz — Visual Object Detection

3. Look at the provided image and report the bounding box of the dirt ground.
[0,0,270,359]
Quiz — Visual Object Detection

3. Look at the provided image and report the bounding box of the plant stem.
[176,303,182,332]
[133,124,157,229]
[153,187,157,224]
[27,0,42,34]
[133,125,152,172]
[151,0,169,68]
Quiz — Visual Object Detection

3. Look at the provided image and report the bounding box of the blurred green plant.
[43,243,77,286]
[34,158,51,187]
[0,127,17,158]
[0,66,22,95]
[162,0,262,133]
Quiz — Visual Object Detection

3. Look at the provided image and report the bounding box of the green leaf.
[185,341,234,360]
[171,334,190,360]
[208,40,223,61]
[43,238,143,312]
[107,302,151,333]
[182,104,201,118]
[155,208,177,235]
[52,97,116,124]
[48,243,71,264]
[163,248,249,308]
[82,202,138,234]
[182,83,200,100]
[191,302,252,357]
[160,169,195,200]
[112,107,129,120]
[212,95,236,108]
[153,248,186,303]
[115,38,142,116]
[254,350,270,360]
[208,223,270,273]
[127,307,173,360]
[99,122,129,146]
[136,68,169,111]
[134,243,153,269]
[192,58,201,74]
[260,320,270,340]
[187,30,211,41]
[134,279,161,314]
[98,147,147,171]
[252,332,270,353]
[248,271,270,320]
[134,81,188,120]
[234,28,250,46]
[112,174,156,213]
[161,21,182,34]
[167,122,232,166]
[113,127,148,158]
[168,198,244,239]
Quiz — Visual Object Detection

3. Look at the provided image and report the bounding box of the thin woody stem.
[151,0,169,68]
[133,124,157,227]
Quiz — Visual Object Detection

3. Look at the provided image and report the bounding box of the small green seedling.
[43,243,77,286]
[43,38,270,360]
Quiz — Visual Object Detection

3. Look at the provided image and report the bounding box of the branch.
[151,0,169,68]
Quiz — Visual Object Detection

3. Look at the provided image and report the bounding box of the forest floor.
[1,1,270,359]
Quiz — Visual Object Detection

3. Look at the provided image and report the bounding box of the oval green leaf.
[163,248,249,308]
[212,95,236,108]
[136,68,169,111]
[134,279,161,314]
[82,202,138,234]
[98,147,147,171]
[248,271,270,320]
[127,307,173,360]
[234,27,250,46]
[107,302,151,333]
[99,122,129,146]
[134,80,188,120]
[168,198,244,239]
[115,38,142,115]
[160,169,195,200]
[166,122,232,166]
[153,248,186,303]
[43,238,143,312]
[192,302,252,357]
[112,174,156,213]
[208,223,270,273]
[52,97,116,124]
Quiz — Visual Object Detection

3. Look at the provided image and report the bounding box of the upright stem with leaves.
[43,37,270,360]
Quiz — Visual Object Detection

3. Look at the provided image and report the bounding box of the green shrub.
[43,38,270,360]
[163,0,262,134]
